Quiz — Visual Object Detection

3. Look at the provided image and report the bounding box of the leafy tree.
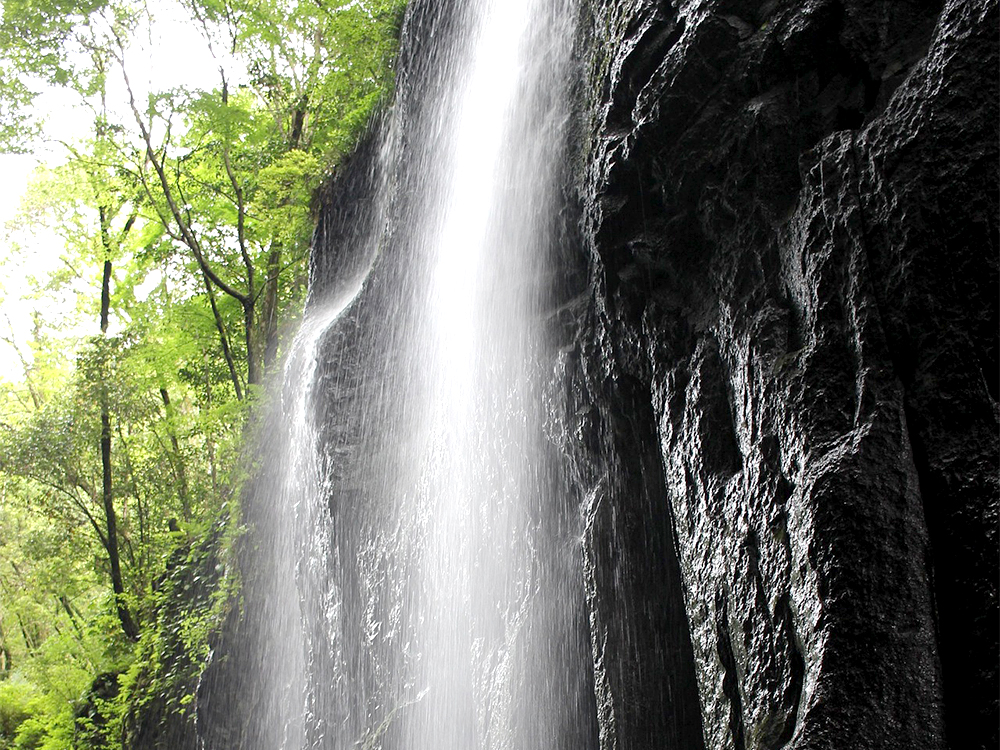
[0,154,144,643]
[117,0,403,390]
[0,0,405,743]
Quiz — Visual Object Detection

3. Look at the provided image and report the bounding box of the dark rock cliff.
[566,0,997,748]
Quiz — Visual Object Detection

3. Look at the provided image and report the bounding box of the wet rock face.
[570,0,997,748]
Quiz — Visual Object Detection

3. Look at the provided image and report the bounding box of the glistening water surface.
[241,0,589,747]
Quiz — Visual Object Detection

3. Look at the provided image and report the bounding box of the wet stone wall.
[566,0,998,748]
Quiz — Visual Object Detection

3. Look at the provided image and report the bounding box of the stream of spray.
[241,0,585,747]
[410,0,578,746]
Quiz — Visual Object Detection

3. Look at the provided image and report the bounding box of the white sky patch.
[0,155,37,225]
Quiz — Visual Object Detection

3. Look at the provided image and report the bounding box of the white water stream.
[251,0,583,747]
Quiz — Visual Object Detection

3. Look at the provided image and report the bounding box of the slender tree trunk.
[16,614,35,653]
[261,245,282,374]
[203,353,219,495]
[0,574,36,652]
[289,98,307,150]
[113,426,140,570]
[244,299,259,388]
[99,256,140,642]
[201,268,244,401]
[160,387,191,520]
[59,595,84,637]
[0,619,12,675]
[116,422,148,575]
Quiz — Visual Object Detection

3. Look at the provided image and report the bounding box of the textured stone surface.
[568,0,997,748]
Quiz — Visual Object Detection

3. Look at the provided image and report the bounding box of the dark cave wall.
[569,0,998,748]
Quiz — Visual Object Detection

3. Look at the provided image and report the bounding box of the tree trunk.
[289,97,308,150]
[204,353,220,494]
[159,387,191,520]
[244,298,260,388]
[59,595,84,636]
[99,256,140,642]
[16,613,35,653]
[201,267,245,401]
[261,245,282,375]
[0,620,12,675]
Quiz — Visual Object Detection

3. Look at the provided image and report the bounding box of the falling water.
[218,0,592,747]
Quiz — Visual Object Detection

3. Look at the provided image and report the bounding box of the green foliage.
[0,65,37,152]
[0,0,406,746]
[0,680,35,746]
[0,0,138,148]
[0,507,241,748]
[114,515,239,745]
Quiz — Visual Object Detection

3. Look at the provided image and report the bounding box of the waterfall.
[221,0,594,748]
